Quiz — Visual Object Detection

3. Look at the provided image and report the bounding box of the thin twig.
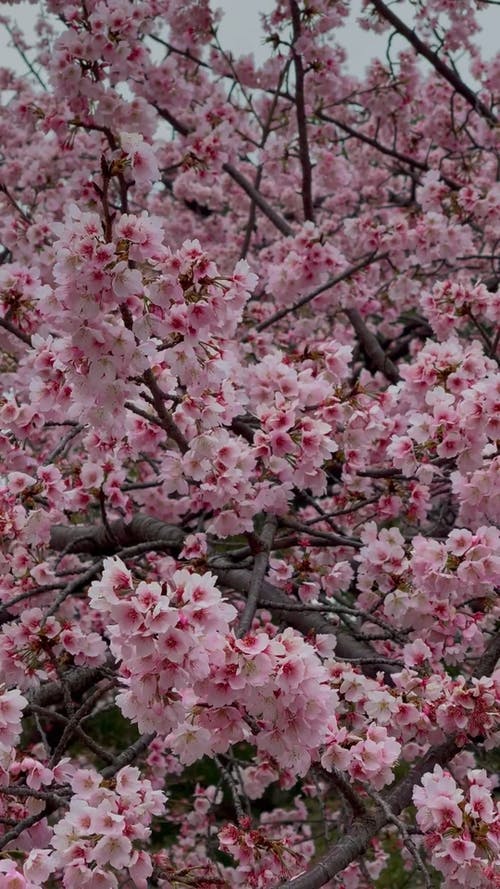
[370,0,497,124]
[280,516,361,548]
[44,560,105,619]
[368,789,432,889]
[0,184,32,224]
[3,22,47,90]
[44,424,84,464]
[49,679,117,766]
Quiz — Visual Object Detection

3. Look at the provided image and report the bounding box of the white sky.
[216,0,500,74]
[1,0,499,80]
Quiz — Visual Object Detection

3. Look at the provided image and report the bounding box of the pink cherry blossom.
[0,0,499,885]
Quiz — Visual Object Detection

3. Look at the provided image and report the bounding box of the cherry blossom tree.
[0,0,498,886]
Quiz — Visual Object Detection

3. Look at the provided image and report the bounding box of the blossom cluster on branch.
[0,0,498,887]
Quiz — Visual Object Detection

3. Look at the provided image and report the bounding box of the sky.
[216,0,500,74]
[1,0,499,81]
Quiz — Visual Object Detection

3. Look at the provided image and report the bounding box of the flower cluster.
[23,766,165,888]
[264,222,345,306]
[0,687,27,759]
[0,0,499,885]
[89,558,237,738]
[218,815,307,888]
[413,766,499,888]
[0,607,107,690]
[420,279,499,341]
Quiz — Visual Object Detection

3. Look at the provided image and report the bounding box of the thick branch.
[290,0,315,221]
[50,516,395,679]
[0,315,32,346]
[49,514,185,555]
[0,811,51,852]
[223,162,294,237]
[478,630,500,677]
[345,307,400,383]
[277,738,461,889]
[27,666,110,710]
[209,566,396,679]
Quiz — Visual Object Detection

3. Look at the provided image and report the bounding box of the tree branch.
[0,811,52,852]
[370,0,497,125]
[290,0,315,221]
[277,630,499,889]
[154,102,399,384]
[50,516,395,679]
[154,102,295,238]
[254,253,386,334]
[345,307,400,383]
[101,732,157,779]
[237,514,278,636]
[223,162,294,237]
[0,315,32,346]
[316,110,460,191]
[142,368,189,454]
[26,666,111,711]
